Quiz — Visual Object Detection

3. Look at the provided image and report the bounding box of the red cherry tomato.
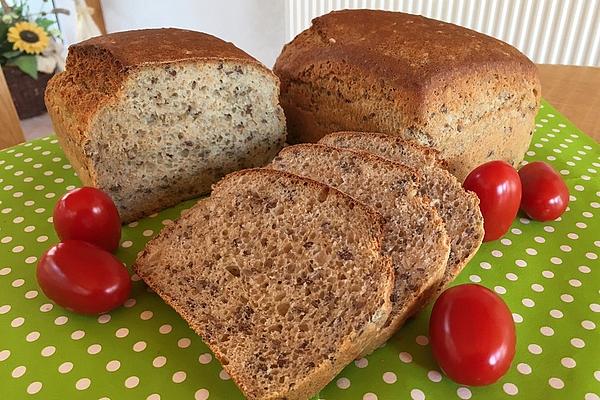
[463,161,522,241]
[429,284,516,386]
[519,161,569,221]
[53,187,121,252]
[37,240,131,314]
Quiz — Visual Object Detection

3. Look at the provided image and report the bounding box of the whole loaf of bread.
[46,28,286,222]
[274,10,540,180]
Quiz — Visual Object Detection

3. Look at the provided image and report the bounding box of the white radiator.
[285,0,600,66]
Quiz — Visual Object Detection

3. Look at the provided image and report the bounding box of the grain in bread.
[269,144,449,355]
[274,9,541,180]
[134,168,393,400]
[320,132,484,290]
[46,28,286,222]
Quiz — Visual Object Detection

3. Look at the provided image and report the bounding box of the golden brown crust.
[276,10,538,95]
[70,28,262,68]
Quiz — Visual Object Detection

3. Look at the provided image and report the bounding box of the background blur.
[38,0,600,67]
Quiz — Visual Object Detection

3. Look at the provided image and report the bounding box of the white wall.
[54,0,78,48]
[50,0,599,67]
[20,0,287,60]
[48,0,287,68]
[287,0,600,66]
[100,0,286,68]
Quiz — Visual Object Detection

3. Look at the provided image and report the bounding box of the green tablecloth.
[0,100,598,399]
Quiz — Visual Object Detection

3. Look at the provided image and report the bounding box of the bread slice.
[134,168,394,400]
[320,132,484,290]
[269,144,449,355]
[46,28,286,222]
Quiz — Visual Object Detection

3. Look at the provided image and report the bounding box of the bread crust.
[72,28,266,68]
[323,131,444,167]
[134,168,394,400]
[276,10,538,93]
[274,9,541,179]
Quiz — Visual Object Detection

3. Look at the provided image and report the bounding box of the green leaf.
[0,23,8,41]
[2,50,21,58]
[0,41,13,55]
[7,55,37,79]
[35,17,55,29]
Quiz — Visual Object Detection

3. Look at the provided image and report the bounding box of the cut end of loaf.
[90,62,286,222]
[47,42,287,223]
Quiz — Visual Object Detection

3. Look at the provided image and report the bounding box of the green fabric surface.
[0,100,598,399]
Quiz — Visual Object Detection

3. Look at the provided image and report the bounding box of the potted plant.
[1,0,68,119]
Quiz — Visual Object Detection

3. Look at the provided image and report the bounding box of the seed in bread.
[134,168,393,400]
[269,144,449,355]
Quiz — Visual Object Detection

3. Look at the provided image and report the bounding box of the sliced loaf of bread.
[134,168,393,400]
[269,144,449,355]
[319,132,484,290]
[46,29,286,222]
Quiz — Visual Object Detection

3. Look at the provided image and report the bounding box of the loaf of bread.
[134,168,393,400]
[274,10,541,180]
[46,28,286,222]
[269,144,449,355]
[320,132,484,290]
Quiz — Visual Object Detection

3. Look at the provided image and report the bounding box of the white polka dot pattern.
[0,105,598,399]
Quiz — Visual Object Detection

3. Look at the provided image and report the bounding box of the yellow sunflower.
[7,21,50,54]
